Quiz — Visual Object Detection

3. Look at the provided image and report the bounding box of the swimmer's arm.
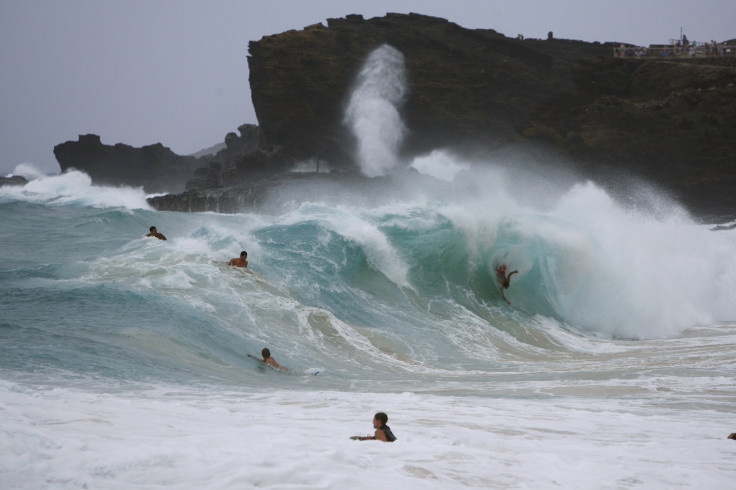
[265,358,287,371]
[508,270,518,278]
[350,435,375,441]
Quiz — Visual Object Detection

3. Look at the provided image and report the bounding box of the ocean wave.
[0,169,151,209]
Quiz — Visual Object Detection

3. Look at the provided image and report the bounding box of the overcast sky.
[2,0,734,175]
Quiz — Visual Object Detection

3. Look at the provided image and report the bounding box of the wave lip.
[0,170,151,209]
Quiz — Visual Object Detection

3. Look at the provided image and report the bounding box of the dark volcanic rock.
[247,13,611,165]
[520,57,736,216]
[242,13,736,216]
[148,170,392,214]
[54,126,261,194]
[0,175,29,187]
[54,134,201,193]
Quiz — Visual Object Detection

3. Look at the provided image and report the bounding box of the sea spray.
[344,44,408,177]
[8,162,48,180]
[0,170,151,209]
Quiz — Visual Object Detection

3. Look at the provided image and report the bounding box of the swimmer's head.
[241,251,247,258]
[261,348,271,359]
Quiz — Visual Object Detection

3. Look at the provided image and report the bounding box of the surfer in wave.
[248,347,287,371]
[228,251,248,268]
[495,264,518,305]
[145,226,167,240]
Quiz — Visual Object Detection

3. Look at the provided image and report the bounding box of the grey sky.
[2,0,734,175]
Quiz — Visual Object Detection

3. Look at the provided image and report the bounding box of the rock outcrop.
[247,13,612,165]
[0,175,29,187]
[53,134,200,193]
[241,13,736,217]
[53,125,260,194]
[53,12,734,216]
[147,170,392,214]
[520,56,736,217]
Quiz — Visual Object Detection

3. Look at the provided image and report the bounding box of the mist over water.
[7,162,50,180]
[344,44,408,177]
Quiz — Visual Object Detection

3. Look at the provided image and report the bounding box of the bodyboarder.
[496,264,518,304]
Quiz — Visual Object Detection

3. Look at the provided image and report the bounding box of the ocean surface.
[1,163,735,489]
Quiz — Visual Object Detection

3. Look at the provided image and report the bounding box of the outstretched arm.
[508,270,518,278]
[265,357,287,371]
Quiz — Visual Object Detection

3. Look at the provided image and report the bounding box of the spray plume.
[344,44,408,177]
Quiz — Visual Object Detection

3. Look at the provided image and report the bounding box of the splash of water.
[0,170,151,209]
[344,44,408,177]
[8,162,48,180]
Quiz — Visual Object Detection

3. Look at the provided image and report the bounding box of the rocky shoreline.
[46,13,735,218]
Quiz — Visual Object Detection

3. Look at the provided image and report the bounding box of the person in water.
[145,226,167,240]
[495,264,518,304]
[350,412,397,442]
[249,348,287,371]
[228,251,248,268]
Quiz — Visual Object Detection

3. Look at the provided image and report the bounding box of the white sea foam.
[0,169,151,209]
[410,149,469,182]
[1,382,734,489]
[538,181,736,338]
[7,162,49,180]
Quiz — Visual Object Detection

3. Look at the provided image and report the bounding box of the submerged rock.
[0,175,28,187]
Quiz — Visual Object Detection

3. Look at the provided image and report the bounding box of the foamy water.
[2,167,736,489]
[2,382,735,489]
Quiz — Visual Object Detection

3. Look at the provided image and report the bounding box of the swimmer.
[248,348,287,371]
[350,412,397,442]
[495,264,518,305]
[228,251,248,268]
[145,226,167,240]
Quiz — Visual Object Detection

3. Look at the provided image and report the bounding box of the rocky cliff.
[521,56,736,216]
[247,13,612,164]
[53,12,735,217]
[243,13,736,217]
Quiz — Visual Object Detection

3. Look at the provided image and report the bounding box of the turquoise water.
[2,169,736,488]
[3,169,736,395]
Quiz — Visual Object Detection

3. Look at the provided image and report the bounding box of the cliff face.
[247,13,611,164]
[519,56,736,216]
[246,13,736,216]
